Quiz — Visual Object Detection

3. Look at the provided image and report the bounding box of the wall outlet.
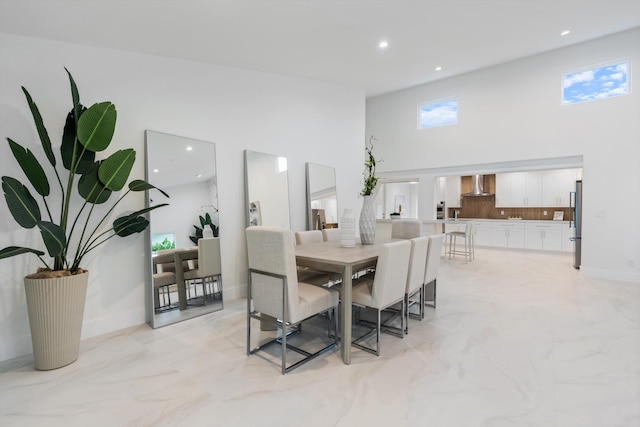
[543,210,547,215]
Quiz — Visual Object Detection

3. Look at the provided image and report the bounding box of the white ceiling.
[1,0,639,97]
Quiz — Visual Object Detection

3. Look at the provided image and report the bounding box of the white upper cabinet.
[496,172,541,207]
[541,169,580,206]
[496,169,581,207]
[445,176,461,208]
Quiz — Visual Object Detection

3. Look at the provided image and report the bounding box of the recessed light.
[196,173,202,178]
[378,40,389,49]
[560,30,571,36]
[153,169,159,173]
[186,146,193,151]
[435,66,442,71]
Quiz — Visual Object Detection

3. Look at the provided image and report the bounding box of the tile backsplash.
[448,195,570,221]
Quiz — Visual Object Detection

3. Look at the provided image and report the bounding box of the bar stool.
[446,221,475,263]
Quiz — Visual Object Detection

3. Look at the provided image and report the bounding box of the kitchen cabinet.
[541,169,580,206]
[495,172,541,207]
[491,222,525,248]
[524,222,563,251]
[497,169,582,207]
[445,176,461,208]
[474,222,492,247]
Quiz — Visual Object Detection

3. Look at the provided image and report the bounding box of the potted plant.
[359,135,381,244]
[189,211,219,244]
[0,69,169,370]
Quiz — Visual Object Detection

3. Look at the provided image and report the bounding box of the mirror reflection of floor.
[153,282,223,328]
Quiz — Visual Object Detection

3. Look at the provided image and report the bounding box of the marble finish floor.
[1,248,639,426]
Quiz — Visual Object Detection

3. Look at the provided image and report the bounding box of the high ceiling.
[1,0,639,97]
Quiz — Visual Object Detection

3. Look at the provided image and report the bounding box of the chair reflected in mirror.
[183,237,223,306]
[152,251,178,312]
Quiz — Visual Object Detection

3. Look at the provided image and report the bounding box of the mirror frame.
[305,162,338,230]
[145,130,222,329]
[244,150,292,228]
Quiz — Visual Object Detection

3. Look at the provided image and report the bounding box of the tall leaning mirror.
[306,163,338,230]
[244,150,291,228]
[145,130,223,328]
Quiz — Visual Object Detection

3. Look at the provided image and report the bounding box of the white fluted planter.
[359,195,376,245]
[23,271,89,370]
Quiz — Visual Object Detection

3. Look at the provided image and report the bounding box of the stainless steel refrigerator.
[570,180,583,269]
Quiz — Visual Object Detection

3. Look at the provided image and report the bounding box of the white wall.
[367,28,640,283]
[0,33,365,361]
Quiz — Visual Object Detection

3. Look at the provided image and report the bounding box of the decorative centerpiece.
[0,69,169,370]
[359,136,380,244]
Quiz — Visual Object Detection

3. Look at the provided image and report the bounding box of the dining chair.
[404,236,429,332]
[294,230,334,286]
[424,233,445,309]
[350,240,411,356]
[183,238,223,305]
[321,228,341,242]
[246,226,339,374]
[295,230,323,245]
[391,219,422,239]
[152,251,178,311]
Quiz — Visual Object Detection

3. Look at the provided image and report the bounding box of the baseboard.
[581,267,640,284]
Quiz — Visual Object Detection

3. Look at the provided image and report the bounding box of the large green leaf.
[98,149,135,191]
[0,246,45,260]
[112,204,168,236]
[113,215,149,237]
[129,179,170,198]
[77,102,117,152]
[21,87,56,167]
[78,162,112,204]
[1,176,41,228]
[65,68,81,122]
[61,109,95,174]
[37,221,66,258]
[7,138,50,197]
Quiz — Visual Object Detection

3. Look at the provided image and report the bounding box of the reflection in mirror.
[145,130,223,328]
[306,163,338,230]
[244,150,291,228]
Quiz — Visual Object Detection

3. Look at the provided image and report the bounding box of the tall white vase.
[23,271,89,370]
[340,209,356,247]
[359,195,376,245]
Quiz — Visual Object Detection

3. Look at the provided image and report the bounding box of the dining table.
[294,238,396,364]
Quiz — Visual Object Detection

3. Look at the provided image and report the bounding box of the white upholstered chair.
[183,237,223,305]
[294,230,334,286]
[350,240,411,356]
[321,228,341,242]
[152,252,178,311]
[404,236,429,331]
[295,230,323,245]
[246,226,339,374]
[424,233,445,309]
[391,219,422,239]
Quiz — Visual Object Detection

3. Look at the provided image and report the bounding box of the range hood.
[462,174,493,196]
